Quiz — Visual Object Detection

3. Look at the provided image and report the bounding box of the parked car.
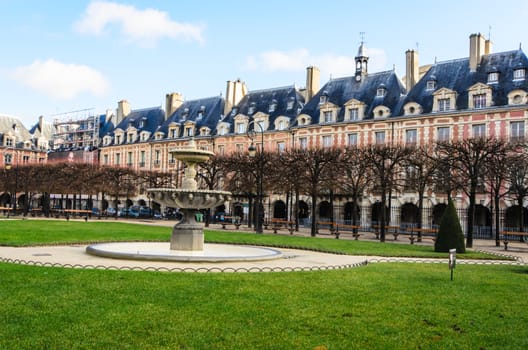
[105,207,117,217]
[118,207,130,217]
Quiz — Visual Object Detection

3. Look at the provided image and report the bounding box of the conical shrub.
[435,199,466,253]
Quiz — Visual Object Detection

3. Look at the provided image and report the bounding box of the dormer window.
[426,78,437,90]
[185,127,193,137]
[231,107,238,116]
[139,118,146,128]
[376,84,386,97]
[514,68,525,80]
[248,102,256,115]
[181,108,189,120]
[287,97,295,110]
[319,91,329,105]
[197,106,205,119]
[269,99,277,113]
[487,71,499,84]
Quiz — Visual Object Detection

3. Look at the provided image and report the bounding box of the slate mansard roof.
[297,70,406,125]
[402,49,528,114]
[222,85,305,133]
[158,96,224,137]
[108,107,165,143]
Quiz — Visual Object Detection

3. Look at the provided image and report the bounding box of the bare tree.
[436,138,507,248]
[363,144,413,242]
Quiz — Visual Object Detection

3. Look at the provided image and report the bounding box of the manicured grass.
[0,219,503,259]
[0,262,526,349]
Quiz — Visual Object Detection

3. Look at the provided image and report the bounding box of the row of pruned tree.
[203,138,528,247]
[0,162,172,217]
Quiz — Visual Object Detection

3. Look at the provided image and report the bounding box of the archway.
[273,200,287,219]
[0,192,11,206]
[504,205,528,230]
[371,202,389,225]
[138,199,147,206]
[233,202,244,220]
[473,204,492,239]
[400,202,419,227]
[432,203,447,226]
[343,202,360,224]
[318,201,332,221]
[126,199,133,208]
[298,200,309,219]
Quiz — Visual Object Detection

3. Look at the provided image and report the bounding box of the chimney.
[405,50,419,91]
[469,33,486,72]
[165,92,184,119]
[485,38,493,55]
[38,115,44,132]
[224,78,247,116]
[116,100,130,125]
[305,66,320,100]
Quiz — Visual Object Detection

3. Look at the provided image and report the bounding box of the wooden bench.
[220,216,242,230]
[316,221,335,235]
[335,224,361,240]
[271,219,295,234]
[372,225,400,240]
[500,231,528,250]
[406,227,438,244]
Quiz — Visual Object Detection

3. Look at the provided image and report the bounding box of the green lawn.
[0,219,526,349]
[0,219,502,259]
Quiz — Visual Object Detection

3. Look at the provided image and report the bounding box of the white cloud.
[74,1,204,47]
[243,47,388,78]
[11,59,109,100]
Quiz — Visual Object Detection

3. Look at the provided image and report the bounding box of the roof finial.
[488,25,492,41]
[360,31,365,44]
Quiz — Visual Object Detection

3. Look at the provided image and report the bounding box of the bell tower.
[355,32,369,82]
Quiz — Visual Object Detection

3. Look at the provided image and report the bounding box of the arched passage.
[432,203,447,226]
[343,202,360,224]
[298,200,309,219]
[318,201,332,220]
[371,202,389,225]
[400,202,419,226]
[504,205,528,230]
[273,200,287,219]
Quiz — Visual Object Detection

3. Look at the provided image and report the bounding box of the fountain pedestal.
[171,208,203,251]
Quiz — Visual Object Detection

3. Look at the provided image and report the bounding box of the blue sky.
[1,0,528,127]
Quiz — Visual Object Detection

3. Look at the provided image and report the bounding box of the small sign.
[449,248,457,281]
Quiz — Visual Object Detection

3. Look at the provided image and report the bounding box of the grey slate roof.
[158,96,224,137]
[298,70,406,124]
[401,49,528,114]
[109,107,165,143]
[0,114,32,146]
[222,85,305,133]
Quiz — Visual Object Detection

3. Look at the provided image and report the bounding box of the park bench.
[316,221,336,235]
[499,231,528,250]
[271,219,295,234]
[405,227,438,244]
[220,216,241,230]
[334,224,362,240]
[372,225,400,240]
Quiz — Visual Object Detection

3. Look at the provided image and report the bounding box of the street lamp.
[247,120,264,233]
[4,151,17,216]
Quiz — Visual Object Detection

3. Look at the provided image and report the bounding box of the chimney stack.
[116,100,130,125]
[305,66,320,100]
[165,92,184,119]
[224,79,247,116]
[405,50,419,91]
[469,33,486,72]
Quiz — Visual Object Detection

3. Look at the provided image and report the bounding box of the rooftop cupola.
[355,40,369,82]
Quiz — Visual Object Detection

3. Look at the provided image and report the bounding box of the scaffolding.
[51,108,100,150]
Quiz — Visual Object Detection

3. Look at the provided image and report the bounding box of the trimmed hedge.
[435,198,466,253]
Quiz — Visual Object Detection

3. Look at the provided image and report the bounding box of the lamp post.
[5,150,17,216]
[247,120,264,234]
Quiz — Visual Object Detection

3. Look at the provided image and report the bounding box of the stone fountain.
[86,139,282,262]
[147,139,231,251]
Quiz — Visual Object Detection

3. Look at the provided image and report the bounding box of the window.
[438,98,451,112]
[186,127,193,137]
[511,121,525,142]
[154,150,160,165]
[22,156,29,163]
[4,154,12,165]
[323,111,333,123]
[115,135,121,144]
[197,106,205,119]
[257,120,266,132]
[487,72,499,84]
[375,131,385,144]
[473,94,487,109]
[376,87,386,97]
[140,151,146,167]
[6,138,13,147]
[278,120,285,130]
[115,153,121,165]
[236,123,246,134]
[139,120,145,128]
[103,154,109,165]
[405,129,417,146]
[347,133,358,146]
[319,92,328,105]
[514,68,525,80]
[287,97,295,110]
[472,124,486,138]
[169,154,175,164]
[277,142,285,153]
[349,108,359,121]
[248,102,256,115]
[299,137,308,149]
[231,108,238,116]
[322,135,332,148]
[218,145,225,155]
[426,80,436,90]
[127,152,133,166]
[269,100,277,113]
[437,127,450,142]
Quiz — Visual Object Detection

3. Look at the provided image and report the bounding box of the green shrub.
[435,199,466,253]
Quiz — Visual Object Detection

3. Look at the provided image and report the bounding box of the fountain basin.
[148,188,231,209]
[86,242,283,262]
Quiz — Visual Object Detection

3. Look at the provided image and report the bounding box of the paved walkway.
[0,217,526,272]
